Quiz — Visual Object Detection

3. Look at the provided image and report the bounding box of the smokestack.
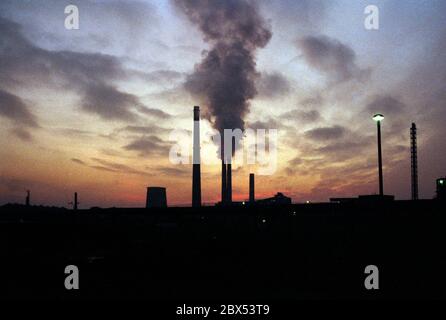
[227,163,232,204]
[221,137,233,205]
[192,106,202,207]
[249,173,255,203]
[73,192,78,210]
[221,159,227,204]
[410,123,419,200]
[25,190,30,206]
[226,136,235,204]
[221,133,227,204]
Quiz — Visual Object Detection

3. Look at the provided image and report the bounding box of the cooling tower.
[146,187,167,208]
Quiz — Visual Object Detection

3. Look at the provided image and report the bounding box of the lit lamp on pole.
[373,113,384,196]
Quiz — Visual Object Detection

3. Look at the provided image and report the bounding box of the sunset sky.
[1,0,445,208]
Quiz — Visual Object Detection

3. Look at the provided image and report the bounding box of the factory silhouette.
[142,106,444,208]
[17,106,445,209]
[1,105,445,301]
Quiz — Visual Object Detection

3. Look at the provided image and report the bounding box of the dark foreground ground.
[0,200,445,301]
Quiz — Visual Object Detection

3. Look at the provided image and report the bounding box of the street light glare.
[373,114,384,122]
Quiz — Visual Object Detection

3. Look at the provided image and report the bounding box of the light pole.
[373,114,384,196]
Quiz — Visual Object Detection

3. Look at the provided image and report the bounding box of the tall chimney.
[226,136,235,204]
[74,192,78,210]
[221,135,233,205]
[221,159,227,204]
[221,132,227,204]
[227,162,232,204]
[192,106,202,207]
[25,190,30,206]
[410,123,419,200]
[249,173,255,203]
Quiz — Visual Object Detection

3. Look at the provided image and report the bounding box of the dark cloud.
[248,118,282,130]
[280,109,320,122]
[55,128,95,139]
[90,158,150,176]
[0,89,38,127]
[133,69,185,84]
[0,16,161,122]
[90,165,118,173]
[365,95,406,116]
[102,124,172,144]
[315,139,371,156]
[71,158,87,165]
[305,125,346,140]
[0,0,160,54]
[136,106,171,119]
[259,0,327,35]
[0,16,124,87]
[361,95,410,139]
[123,136,171,157]
[154,166,189,177]
[100,0,159,35]
[144,85,192,106]
[10,127,32,141]
[81,83,140,121]
[300,94,324,107]
[297,35,369,83]
[288,157,303,166]
[256,72,290,99]
[120,125,170,135]
[176,0,272,137]
[71,157,151,176]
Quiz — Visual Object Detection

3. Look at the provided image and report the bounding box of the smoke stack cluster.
[221,162,232,204]
[176,0,271,205]
[220,156,232,205]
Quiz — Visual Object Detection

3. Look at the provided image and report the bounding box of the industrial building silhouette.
[139,109,442,209]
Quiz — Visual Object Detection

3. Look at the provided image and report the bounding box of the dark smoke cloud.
[175,0,272,132]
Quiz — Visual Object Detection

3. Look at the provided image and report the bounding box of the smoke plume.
[175,0,272,134]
